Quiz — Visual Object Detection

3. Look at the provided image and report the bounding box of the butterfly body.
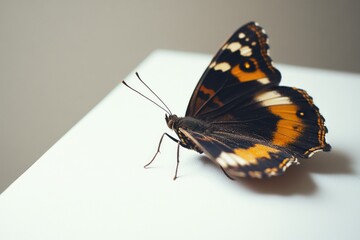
[166,115,205,153]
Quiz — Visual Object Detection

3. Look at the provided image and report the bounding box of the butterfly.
[123,21,331,180]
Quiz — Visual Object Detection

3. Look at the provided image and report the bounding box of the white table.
[1,50,359,240]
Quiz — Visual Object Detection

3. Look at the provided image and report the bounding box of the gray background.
[1,0,359,193]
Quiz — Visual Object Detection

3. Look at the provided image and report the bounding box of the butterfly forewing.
[186,22,281,118]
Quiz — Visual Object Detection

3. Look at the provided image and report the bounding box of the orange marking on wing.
[231,59,266,82]
[248,171,263,179]
[265,167,278,177]
[279,158,290,169]
[234,144,280,164]
[199,85,223,107]
[268,105,304,146]
[213,97,224,107]
[200,85,215,96]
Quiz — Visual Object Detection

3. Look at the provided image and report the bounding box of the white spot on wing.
[209,61,216,69]
[308,149,323,157]
[217,152,238,167]
[262,97,293,106]
[266,170,278,177]
[240,46,252,57]
[239,32,246,39]
[226,42,241,52]
[266,97,292,106]
[214,62,231,72]
[232,153,249,166]
[256,91,282,101]
[216,157,228,168]
[282,158,298,171]
[255,91,293,106]
[218,152,250,167]
[257,78,270,85]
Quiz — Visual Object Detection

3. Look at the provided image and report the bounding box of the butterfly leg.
[144,133,179,168]
[173,142,181,181]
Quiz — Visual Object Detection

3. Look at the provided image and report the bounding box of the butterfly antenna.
[135,72,173,115]
[122,81,171,114]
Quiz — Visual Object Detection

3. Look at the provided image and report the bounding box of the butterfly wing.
[182,22,330,176]
[180,128,298,179]
[211,86,331,158]
[186,21,281,118]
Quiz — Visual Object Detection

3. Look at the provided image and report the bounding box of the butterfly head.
[165,114,178,130]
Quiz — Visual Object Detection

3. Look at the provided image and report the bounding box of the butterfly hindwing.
[209,86,331,158]
[180,128,298,179]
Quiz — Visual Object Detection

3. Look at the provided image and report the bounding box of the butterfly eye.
[240,59,256,72]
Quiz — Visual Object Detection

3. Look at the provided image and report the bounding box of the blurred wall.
[1,0,359,193]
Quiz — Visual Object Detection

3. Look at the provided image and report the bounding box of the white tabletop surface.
[1,49,360,240]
